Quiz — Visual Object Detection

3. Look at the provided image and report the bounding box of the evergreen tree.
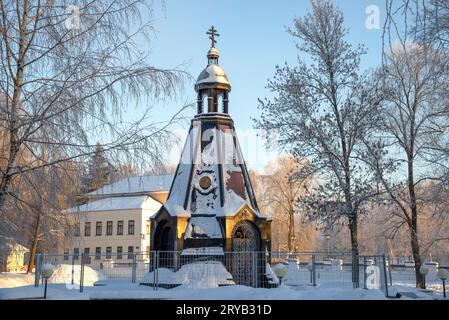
[84,143,114,193]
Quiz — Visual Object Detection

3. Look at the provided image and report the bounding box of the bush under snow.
[48,264,106,286]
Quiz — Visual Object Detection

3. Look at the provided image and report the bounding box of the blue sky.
[138,0,387,170]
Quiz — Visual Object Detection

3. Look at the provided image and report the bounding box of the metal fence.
[386,260,449,290]
[34,251,389,296]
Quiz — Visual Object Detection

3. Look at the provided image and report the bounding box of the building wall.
[69,209,151,260]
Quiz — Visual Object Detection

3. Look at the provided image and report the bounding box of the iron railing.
[34,251,390,296]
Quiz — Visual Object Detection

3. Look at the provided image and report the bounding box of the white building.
[66,174,173,263]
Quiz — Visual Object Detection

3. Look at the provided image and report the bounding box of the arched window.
[217,94,224,113]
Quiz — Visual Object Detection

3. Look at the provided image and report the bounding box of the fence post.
[153,251,159,291]
[34,254,41,287]
[387,256,393,286]
[80,253,85,293]
[311,254,316,286]
[363,256,367,289]
[132,253,137,283]
[71,253,75,286]
[40,253,45,284]
[382,254,389,297]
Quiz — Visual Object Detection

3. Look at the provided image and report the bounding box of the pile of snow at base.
[265,263,280,285]
[49,264,106,286]
[142,261,234,288]
[176,262,234,289]
[142,268,178,285]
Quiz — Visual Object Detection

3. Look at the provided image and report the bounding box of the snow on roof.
[195,64,230,87]
[68,195,162,213]
[87,174,173,197]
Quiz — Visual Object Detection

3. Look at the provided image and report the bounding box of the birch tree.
[376,0,449,288]
[0,0,187,216]
[366,43,449,288]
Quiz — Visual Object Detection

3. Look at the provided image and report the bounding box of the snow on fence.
[34,251,390,297]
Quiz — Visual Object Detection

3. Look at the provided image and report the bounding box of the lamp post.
[419,266,429,290]
[325,235,331,259]
[273,264,288,286]
[40,263,55,299]
[437,269,449,298]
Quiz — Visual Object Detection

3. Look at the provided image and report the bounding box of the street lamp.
[41,263,55,299]
[273,264,288,286]
[437,269,449,298]
[419,266,429,290]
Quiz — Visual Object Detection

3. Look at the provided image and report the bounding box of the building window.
[117,220,123,235]
[106,221,113,236]
[74,248,79,260]
[95,247,101,260]
[117,246,123,260]
[128,220,135,235]
[84,222,91,237]
[64,249,69,261]
[84,248,90,263]
[96,221,102,236]
[74,223,80,237]
[128,246,134,259]
[106,247,112,259]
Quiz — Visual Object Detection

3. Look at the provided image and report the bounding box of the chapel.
[150,27,272,286]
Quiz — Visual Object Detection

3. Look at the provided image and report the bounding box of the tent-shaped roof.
[163,115,262,218]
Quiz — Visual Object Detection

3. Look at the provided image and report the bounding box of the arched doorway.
[153,220,175,269]
[231,221,260,286]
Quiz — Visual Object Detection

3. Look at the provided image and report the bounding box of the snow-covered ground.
[0,279,385,300]
[0,272,35,288]
[0,272,446,300]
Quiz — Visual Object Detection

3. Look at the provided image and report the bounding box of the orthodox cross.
[206,25,219,48]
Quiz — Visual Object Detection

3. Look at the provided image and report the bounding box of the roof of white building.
[68,195,162,213]
[86,174,173,197]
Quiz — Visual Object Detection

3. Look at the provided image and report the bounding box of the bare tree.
[0,0,188,216]
[263,156,311,252]
[366,42,449,287]
[249,159,318,253]
[255,0,382,260]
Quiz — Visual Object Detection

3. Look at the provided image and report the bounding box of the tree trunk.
[410,227,423,288]
[27,212,41,274]
[287,209,295,252]
[1,1,29,215]
[407,150,423,288]
[349,214,359,256]
[349,214,360,287]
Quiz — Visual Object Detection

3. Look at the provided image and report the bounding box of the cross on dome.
[206,25,219,48]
